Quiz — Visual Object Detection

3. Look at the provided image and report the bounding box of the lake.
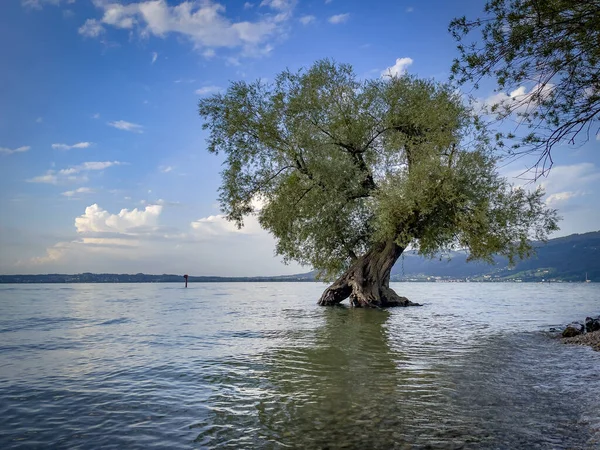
[0,282,599,449]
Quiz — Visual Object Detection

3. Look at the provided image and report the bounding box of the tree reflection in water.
[256,307,412,449]
[192,307,459,449]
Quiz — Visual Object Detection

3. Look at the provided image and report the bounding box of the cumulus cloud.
[52,142,92,150]
[381,57,413,78]
[195,85,222,96]
[107,120,144,133]
[81,0,295,56]
[20,200,304,276]
[328,13,349,24]
[299,15,315,25]
[0,145,30,155]
[79,19,105,37]
[62,187,94,197]
[75,203,163,234]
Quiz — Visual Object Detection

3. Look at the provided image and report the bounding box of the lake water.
[0,282,599,449]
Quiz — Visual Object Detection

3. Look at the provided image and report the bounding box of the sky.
[1,0,599,276]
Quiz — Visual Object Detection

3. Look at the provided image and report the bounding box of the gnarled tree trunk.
[318,239,421,308]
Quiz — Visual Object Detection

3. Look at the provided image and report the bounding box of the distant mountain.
[392,231,600,282]
[1,231,598,283]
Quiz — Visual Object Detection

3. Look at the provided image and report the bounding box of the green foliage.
[450,0,600,177]
[199,59,559,280]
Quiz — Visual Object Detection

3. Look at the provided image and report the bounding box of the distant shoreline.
[0,274,595,284]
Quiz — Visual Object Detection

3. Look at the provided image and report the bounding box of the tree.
[450,0,600,178]
[198,60,558,307]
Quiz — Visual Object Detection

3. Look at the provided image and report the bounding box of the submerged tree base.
[318,240,422,308]
[319,282,421,308]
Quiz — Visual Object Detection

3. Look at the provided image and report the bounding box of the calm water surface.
[0,282,599,449]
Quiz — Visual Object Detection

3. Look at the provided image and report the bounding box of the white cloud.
[52,142,93,150]
[479,83,555,116]
[538,163,600,197]
[299,15,315,25]
[190,213,262,236]
[27,161,124,184]
[92,113,100,119]
[406,6,414,12]
[545,191,585,205]
[75,203,163,234]
[151,51,158,64]
[190,197,265,237]
[21,0,72,9]
[156,198,181,206]
[381,57,413,78]
[202,48,216,58]
[160,165,174,173]
[27,173,59,184]
[501,161,600,236]
[0,145,30,155]
[195,85,222,96]
[244,2,254,8]
[190,214,240,235]
[62,187,94,197]
[79,19,105,38]
[70,161,124,173]
[17,200,304,276]
[259,0,294,10]
[107,120,144,133]
[82,0,295,56]
[29,242,71,265]
[328,13,349,24]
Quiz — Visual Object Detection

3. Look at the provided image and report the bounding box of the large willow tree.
[198,60,558,307]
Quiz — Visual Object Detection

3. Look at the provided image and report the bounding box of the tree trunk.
[318,240,421,308]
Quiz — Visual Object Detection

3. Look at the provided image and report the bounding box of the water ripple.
[0,282,599,449]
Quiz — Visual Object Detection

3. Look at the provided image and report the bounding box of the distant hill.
[1,231,598,283]
[392,231,600,282]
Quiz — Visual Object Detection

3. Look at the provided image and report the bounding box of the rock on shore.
[562,329,600,351]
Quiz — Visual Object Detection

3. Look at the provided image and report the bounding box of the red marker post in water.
[184,274,188,288]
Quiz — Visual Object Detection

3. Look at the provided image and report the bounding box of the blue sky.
[1,0,599,276]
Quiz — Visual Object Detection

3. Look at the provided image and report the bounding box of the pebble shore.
[562,329,600,351]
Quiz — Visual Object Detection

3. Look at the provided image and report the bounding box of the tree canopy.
[198,60,558,284]
[450,0,600,177]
